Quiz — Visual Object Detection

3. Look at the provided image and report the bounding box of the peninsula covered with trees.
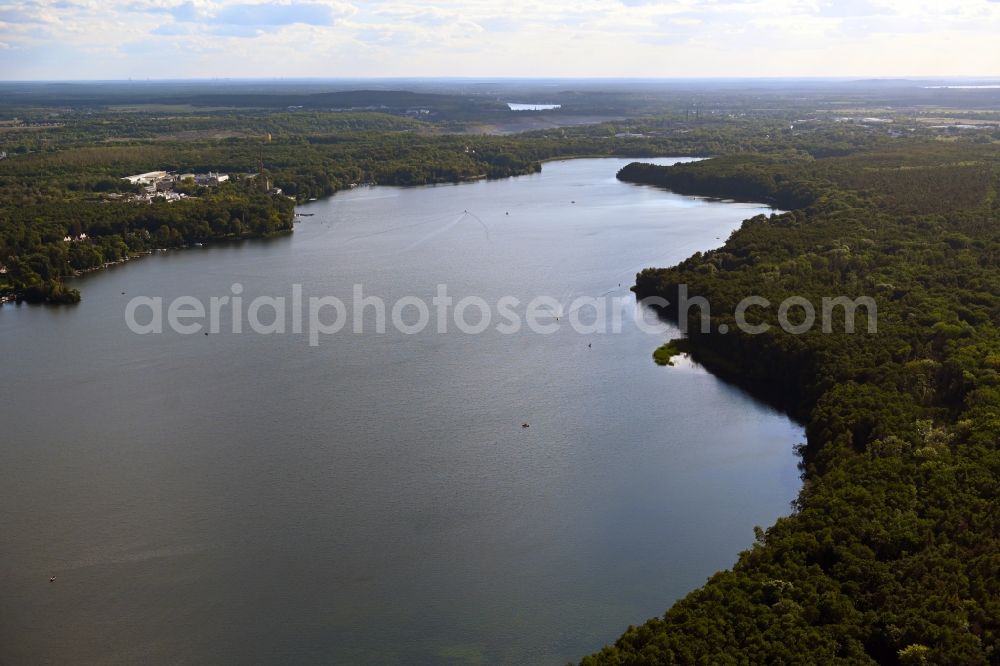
[586,139,1000,664]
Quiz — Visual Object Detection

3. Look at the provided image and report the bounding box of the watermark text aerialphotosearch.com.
[125,283,878,346]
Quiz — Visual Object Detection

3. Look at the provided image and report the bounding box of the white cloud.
[0,0,998,78]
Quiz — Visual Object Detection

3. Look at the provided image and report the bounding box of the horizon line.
[3,75,1000,84]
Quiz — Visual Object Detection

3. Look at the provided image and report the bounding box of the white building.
[123,171,169,185]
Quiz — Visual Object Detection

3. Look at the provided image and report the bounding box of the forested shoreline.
[584,144,1000,664]
[0,113,881,304]
[0,130,542,303]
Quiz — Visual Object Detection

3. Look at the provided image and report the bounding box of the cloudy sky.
[1,0,999,80]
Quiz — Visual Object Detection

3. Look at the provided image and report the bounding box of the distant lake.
[508,103,562,111]
[0,158,801,665]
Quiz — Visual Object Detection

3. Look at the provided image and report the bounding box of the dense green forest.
[583,141,1000,664]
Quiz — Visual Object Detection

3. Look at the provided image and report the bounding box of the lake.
[507,103,562,111]
[0,158,802,665]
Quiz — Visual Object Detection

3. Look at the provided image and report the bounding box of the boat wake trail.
[402,209,492,253]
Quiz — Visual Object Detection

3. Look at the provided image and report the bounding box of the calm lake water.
[507,103,562,111]
[0,158,802,665]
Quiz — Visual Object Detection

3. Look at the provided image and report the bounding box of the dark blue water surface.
[0,158,801,664]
